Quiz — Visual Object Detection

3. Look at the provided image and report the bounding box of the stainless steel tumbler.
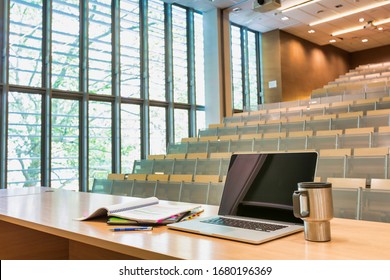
[293,182,333,242]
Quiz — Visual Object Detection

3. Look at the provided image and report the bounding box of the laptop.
[168,151,318,244]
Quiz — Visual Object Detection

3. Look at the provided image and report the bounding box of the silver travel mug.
[293,182,333,242]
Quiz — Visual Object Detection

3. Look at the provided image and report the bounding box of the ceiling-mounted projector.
[253,0,281,13]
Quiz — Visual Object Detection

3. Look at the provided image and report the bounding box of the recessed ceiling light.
[378,26,384,31]
[332,25,364,36]
[359,18,365,23]
[329,39,337,43]
[308,29,316,33]
[281,16,289,21]
[282,0,321,13]
[362,39,368,43]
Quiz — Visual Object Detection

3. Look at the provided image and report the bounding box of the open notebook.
[168,152,318,244]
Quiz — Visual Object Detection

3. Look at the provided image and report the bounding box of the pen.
[109,226,153,232]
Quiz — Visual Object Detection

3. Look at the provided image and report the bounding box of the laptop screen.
[218,152,318,224]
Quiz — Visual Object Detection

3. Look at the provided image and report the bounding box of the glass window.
[7,92,42,188]
[88,101,112,187]
[120,0,141,98]
[121,104,141,173]
[1,1,206,189]
[52,0,80,91]
[230,25,261,111]
[51,99,79,191]
[174,108,189,143]
[172,5,188,103]
[148,0,166,101]
[196,110,206,132]
[9,0,43,87]
[194,12,205,106]
[248,31,259,110]
[149,106,166,155]
[88,0,112,95]
[230,25,243,110]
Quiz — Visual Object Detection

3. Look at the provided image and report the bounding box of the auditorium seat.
[91,178,113,194]
[346,147,389,181]
[169,174,193,183]
[180,182,209,204]
[193,175,220,183]
[132,180,157,198]
[126,174,148,180]
[360,188,390,223]
[316,149,351,179]
[327,177,366,189]
[107,173,127,180]
[338,127,374,149]
[370,178,390,190]
[155,181,182,201]
[147,174,170,182]
[152,159,174,174]
[111,180,134,196]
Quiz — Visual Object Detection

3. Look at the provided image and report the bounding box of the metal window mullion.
[140,0,149,159]
[187,9,196,138]
[41,0,51,188]
[0,0,9,189]
[79,0,89,192]
[241,28,249,111]
[112,0,121,173]
[255,32,262,105]
[165,3,174,145]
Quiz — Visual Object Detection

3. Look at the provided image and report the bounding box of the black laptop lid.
[218,152,318,224]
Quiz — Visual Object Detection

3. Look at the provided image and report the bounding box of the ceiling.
[169,0,390,53]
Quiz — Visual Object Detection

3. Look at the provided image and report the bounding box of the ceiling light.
[359,18,365,23]
[331,17,390,36]
[308,29,316,33]
[282,0,321,13]
[232,7,242,12]
[374,17,390,26]
[362,39,368,43]
[310,1,390,26]
[329,39,337,43]
[332,25,365,36]
[378,27,384,31]
[281,16,290,21]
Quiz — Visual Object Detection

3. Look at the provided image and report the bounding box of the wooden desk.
[1,187,390,260]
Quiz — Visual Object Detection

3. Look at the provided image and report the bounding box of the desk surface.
[1,187,390,260]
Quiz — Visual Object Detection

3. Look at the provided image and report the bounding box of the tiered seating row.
[199,110,390,140]
[131,157,231,183]
[167,128,390,154]
[91,178,224,206]
[223,96,390,125]
[91,177,390,223]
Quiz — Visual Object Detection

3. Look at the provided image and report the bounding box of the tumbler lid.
[298,182,332,189]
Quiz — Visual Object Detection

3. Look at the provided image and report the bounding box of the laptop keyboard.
[201,217,288,232]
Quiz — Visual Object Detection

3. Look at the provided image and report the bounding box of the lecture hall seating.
[92,61,390,222]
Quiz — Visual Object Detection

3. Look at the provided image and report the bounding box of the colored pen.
[109,226,153,232]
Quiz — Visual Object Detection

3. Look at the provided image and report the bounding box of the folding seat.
[91,179,113,194]
[316,148,351,180]
[111,180,134,196]
[180,182,209,204]
[132,180,157,198]
[155,181,182,202]
[346,147,389,182]
[132,160,153,174]
[338,127,373,149]
[360,187,390,223]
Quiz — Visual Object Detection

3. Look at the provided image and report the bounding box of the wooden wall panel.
[279,31,350,102]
